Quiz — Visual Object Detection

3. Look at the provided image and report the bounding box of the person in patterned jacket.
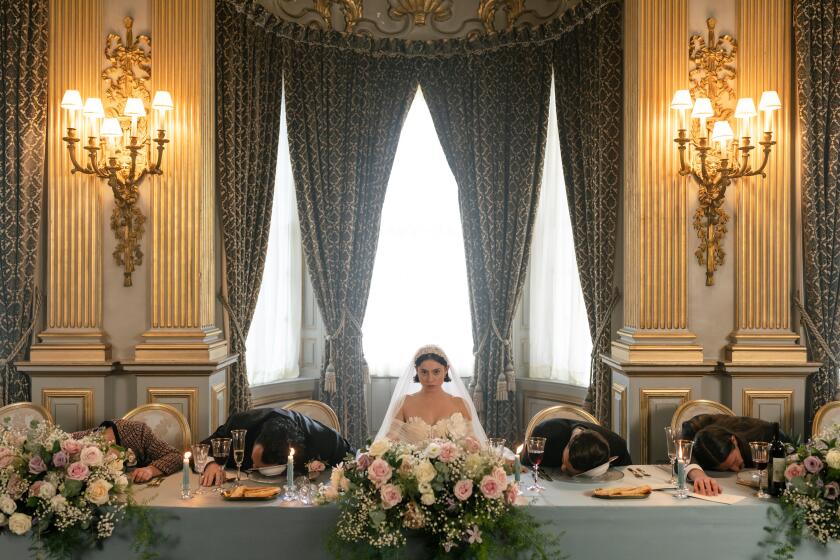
[72,419,182,483]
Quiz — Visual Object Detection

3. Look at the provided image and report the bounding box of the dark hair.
[692,426,753,470]
[255,417,306,465]
[413,352,451,383]
[567,429,610,473]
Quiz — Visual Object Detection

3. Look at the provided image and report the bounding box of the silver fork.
[636,467,652,477]
[627,467,644,478]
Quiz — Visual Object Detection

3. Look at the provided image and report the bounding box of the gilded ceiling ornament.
[478,0,527,33]
[388,0,452,26]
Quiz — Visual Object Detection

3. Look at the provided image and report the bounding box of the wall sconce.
[671,18,778,286]
[59,17,173,287]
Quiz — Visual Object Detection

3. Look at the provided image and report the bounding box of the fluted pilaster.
[30,0,109,363]
[726,0,805,363]
[612,0,703,363]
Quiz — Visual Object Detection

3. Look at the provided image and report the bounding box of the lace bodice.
[387,412,473,444]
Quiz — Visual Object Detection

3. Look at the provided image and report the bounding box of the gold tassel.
[495,372,508,401]
[505,362,516,394]
[324,361,337,394]
[472,385,484,417]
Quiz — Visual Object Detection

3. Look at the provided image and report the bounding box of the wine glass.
[488,438,506,459]
[664,426,677,484]
[749,441,770,499]
[526,437,547,493]
[674,439,694,499]
[231,429,247,487]
[210,438,231,493]
[190,443,210,495]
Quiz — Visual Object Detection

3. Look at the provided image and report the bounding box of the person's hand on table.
[690,473,722,496]
[201,461,225,487]
[130,465,162,483]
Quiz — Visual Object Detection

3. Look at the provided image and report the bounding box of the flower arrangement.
[307,459,326,479]
[0,418,156,559]
[318,435,561,559]
[763,423,840,559]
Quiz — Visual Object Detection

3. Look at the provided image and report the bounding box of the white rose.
[0,495,16,515]
[108,458,124,476]
[0,512,6,526]
[424,442,441,459]
[825,449,840,470]
[414,459,437,484]
[8,512,32,535]
[418,482,433,495]
[80,446,104,467]
[50,495,68,512]
[420,492,435,506]
[114,474,129,491]
[85,479,113,505]
[447,414,468,439]
[368,440,391,457]
[38,482,56,500]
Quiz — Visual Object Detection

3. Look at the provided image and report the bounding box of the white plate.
[257,464,287,477]
[556,469,625,484]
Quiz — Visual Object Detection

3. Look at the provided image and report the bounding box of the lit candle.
[60,90,83,130]
[287,447,295,491]
[182,451,192,499]
[691,98,714,139]
[758,91,781,134]
[734,97,757,141]
[514,444,523,483]
[670,90,693,132]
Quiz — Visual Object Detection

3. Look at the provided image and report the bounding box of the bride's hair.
[413,352,451,383]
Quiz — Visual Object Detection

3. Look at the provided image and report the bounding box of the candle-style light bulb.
[124,97,146,139]
[151,90,174,134]
[61,90,83,129]
[82,97,105,139]
[691,97,714,139]
[670,89,693,131]
[734,97,757,141]
[758,91,781,133]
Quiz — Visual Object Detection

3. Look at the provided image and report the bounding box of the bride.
[375,344,487,444]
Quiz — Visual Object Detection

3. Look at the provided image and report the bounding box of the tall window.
[528,81,592,386]
[362,89,474,377]
[245,94,302,385]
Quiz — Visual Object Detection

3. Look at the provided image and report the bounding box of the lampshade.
[123,97,146,117]
[711,120,734,143]
[670,89,693,110]
[100,118,122,138]
[151,90,174,111]
[734,98,757,119]
[691,97,714,119]
[60,90,84,111]
[758,90,782,112]
[82,97,105,119]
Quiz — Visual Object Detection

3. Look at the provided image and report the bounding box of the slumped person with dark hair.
[200,408,353,487]
[529,418,632,475]
[681,414,791,473]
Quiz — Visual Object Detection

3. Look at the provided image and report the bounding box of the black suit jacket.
[531,418,632,468]
[202,408,353,470]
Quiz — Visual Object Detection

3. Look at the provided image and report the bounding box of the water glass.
[488,438,506,458]
[664,426,677,484]
[210,438,232,493]
[675,439,694,499]
[526,437,547,493]
[749,441,770,499]
[231,429,247,486]
[190,443,210,495]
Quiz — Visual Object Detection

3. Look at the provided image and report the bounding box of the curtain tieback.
[793,292,838,365]
[324,306,366,394]
[470,315,516,402]
[0,287,41,367]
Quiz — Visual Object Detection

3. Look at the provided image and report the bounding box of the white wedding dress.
[386,412,477,444]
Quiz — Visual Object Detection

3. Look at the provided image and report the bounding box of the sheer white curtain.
[528,81,592,386]
[245,94,302,385]
[362,88,474,377]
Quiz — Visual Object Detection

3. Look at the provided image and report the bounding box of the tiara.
[413,344,450,365]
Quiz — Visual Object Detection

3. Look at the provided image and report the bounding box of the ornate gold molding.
[42,388,95,430]
[146,387,199,443]
[389,0,452,26]
[688,18,736,135]
[742,389,792,434]
[639,388,691,464]
[612,382,627,440]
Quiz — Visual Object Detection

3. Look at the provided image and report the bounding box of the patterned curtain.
[283,41,416,447]
[0,0,48,406]
[795,0,840,422]
[553,0,623,424]
[419,48,552,442]
[215,0,286,415]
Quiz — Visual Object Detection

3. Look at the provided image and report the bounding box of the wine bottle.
[768,422,786,497]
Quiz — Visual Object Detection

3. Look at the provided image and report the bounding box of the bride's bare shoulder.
[453,396,472,420]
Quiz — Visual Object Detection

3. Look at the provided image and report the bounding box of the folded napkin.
[688,492,745,505]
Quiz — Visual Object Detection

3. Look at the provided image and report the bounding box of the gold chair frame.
[0,401,55,426]
[122,403,192,451]
[524,404,599,441]
[812,400,840,437]
[282,399,341,433]
[670,399,735,433]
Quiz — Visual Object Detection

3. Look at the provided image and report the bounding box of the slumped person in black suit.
[200,408,353,487]
[529,418,632,475]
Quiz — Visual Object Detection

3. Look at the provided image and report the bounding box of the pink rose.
[380,483,403,509]
[453,479,473,501]
[6,474,27,500]
[356,453,372,471]
[60,439,82,456]
[492,466,507,485]
[79,446,103,467]
[66,461,90,481]
[0,454,13,468]
[52,451,68,468]
[28,455,47,474]
[785,463,805,481]
[438,442,460,463]
[480,475,504,500]
[464,437,481,454]
[28,481,43,498]
[308,460,326,474]
[803,456,823,474]
[367,458,392,487]
[504,483,519,504]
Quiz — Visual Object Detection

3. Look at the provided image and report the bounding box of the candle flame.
[184,451,191,459]
[515,444,524,454]
[290,448,295,457]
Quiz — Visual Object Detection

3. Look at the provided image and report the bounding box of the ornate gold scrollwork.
[311,0,363,32]
[389,0,452,26]
[688,18,737,142]
[478,0,527,33]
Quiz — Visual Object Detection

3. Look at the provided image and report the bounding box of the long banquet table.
[1,465,837,559]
